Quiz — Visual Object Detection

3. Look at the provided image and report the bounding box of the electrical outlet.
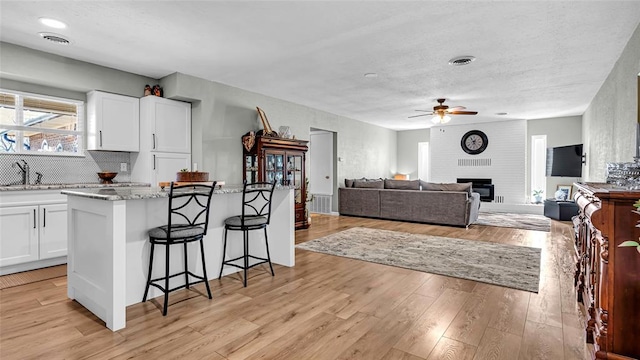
[120,163,127,172]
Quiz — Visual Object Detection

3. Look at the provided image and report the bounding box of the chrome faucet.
[12,160,30,185]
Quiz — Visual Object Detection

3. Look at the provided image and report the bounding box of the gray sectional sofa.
[339,178,481,227]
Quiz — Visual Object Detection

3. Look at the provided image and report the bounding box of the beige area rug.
[0,265,66,290]
[297,227,541,293]
[476,211,551,232]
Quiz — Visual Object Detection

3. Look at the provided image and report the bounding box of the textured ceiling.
[1,1,639,130]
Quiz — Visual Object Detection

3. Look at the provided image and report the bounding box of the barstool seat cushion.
[148,224,204,240]
[224,215,268,227]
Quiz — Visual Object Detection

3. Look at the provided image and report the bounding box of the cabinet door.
[148,97,191,153]
[39,204,67,259]
[265,152,285,185]
[152,153,191,184]
[87,91,140,151]
[0,206,39,267]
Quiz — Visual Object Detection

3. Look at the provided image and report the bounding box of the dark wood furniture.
[243,135,309,229]
[573,182,640,360]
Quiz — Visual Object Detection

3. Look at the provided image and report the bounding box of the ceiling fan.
[409,98,478,124]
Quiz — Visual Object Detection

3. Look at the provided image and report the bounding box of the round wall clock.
[461,130,488,155]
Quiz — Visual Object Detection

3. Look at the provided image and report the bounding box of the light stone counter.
[0,182,150,191]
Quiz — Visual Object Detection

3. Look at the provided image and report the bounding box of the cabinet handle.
[152,134,156,149]
[43,208,46,228]
[33,209,36,229]
[99,130,103,147]
[153,155,156,170]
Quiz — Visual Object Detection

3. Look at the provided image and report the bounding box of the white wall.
[430,120,527,204]
[161,72,397,187]
[582,24,640,181]
[527,116,582,199]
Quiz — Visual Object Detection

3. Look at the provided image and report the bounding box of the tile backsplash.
[0,151,131,185]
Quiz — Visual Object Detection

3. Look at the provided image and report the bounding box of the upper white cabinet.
[131,96,192,184]
[139,96,191,153]
[87,91,140,152]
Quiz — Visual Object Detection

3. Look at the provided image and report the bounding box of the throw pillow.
[353,179,384,189]
[345,178,355,187]
[384,179,420,190]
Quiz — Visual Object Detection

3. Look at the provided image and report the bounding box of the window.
[418,142,429,181]
[531,135,547,199]
[0,90,84,155]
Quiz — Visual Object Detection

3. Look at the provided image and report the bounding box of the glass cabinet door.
[266,153,285,185]
[245,154,257,183]
[287,154,303,204]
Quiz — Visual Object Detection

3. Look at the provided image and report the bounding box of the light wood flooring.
[0,214,588,359]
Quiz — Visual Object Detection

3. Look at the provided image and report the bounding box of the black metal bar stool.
[142,181,216,315]
[218,180,276,287]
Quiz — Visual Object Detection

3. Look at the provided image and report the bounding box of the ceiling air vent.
[448,56,476,66]
[38,32,71,45]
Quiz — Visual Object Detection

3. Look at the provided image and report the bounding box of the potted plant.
[532,189,544,204]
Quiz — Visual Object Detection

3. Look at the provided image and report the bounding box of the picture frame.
[256,107,277,136]
[556,184,572,201]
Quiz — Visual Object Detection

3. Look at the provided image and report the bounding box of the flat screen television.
[546,144,583,177]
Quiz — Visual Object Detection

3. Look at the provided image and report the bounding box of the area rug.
[0,265,66,290]
[296,227,540,293]
[476,211,550,232]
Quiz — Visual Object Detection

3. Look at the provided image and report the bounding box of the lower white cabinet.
[0,206,39,266]
[0,190,68,274]
[39,204,68,259]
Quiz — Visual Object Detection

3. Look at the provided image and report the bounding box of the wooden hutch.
[243,133,309,229]
[572,182,640,360]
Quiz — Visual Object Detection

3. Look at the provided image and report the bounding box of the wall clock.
[460,130,488,155]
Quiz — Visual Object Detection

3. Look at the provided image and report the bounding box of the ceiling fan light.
[431,115,451,124]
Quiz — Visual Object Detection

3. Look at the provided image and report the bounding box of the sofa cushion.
[354,179,384,188]
[384,179,420,190]
[420,181,472,195]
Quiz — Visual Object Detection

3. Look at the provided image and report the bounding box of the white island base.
[63,187,294,331]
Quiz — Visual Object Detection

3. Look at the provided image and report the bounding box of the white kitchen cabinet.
[140,96,191,153]
[39,204,68,259]
[0,190,68,274]
[131,96,192,185]
[0,206,39,267]
[151,153,191,185]
[87,91,140,151]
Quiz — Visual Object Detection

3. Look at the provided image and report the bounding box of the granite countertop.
[61,184,295,201]
[0,182,150,192]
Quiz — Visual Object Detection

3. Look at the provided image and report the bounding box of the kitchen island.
[62,185,294,331]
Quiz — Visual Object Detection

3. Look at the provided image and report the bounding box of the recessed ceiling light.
[364,73,378,78]
[39,17,67,29]
[448,56,476,66]
[39,32,71,45]
[496,112,508,116]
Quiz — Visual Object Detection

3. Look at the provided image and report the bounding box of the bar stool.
[219,180,276,287]
[142,181,216,316]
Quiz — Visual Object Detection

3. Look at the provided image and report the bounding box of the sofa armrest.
[339,187,381,217]
[468,192,481,224]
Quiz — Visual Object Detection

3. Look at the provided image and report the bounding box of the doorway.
[309,129,336,214]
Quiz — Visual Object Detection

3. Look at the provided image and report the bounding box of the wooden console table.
[573,183,640,359]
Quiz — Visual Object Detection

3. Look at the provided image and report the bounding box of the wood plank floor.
[0,214,588,359]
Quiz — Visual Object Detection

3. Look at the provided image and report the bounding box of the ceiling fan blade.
[447,106,466,111]
[408,114,430,118]
[414,110,433,113]
[448,111,478,115]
